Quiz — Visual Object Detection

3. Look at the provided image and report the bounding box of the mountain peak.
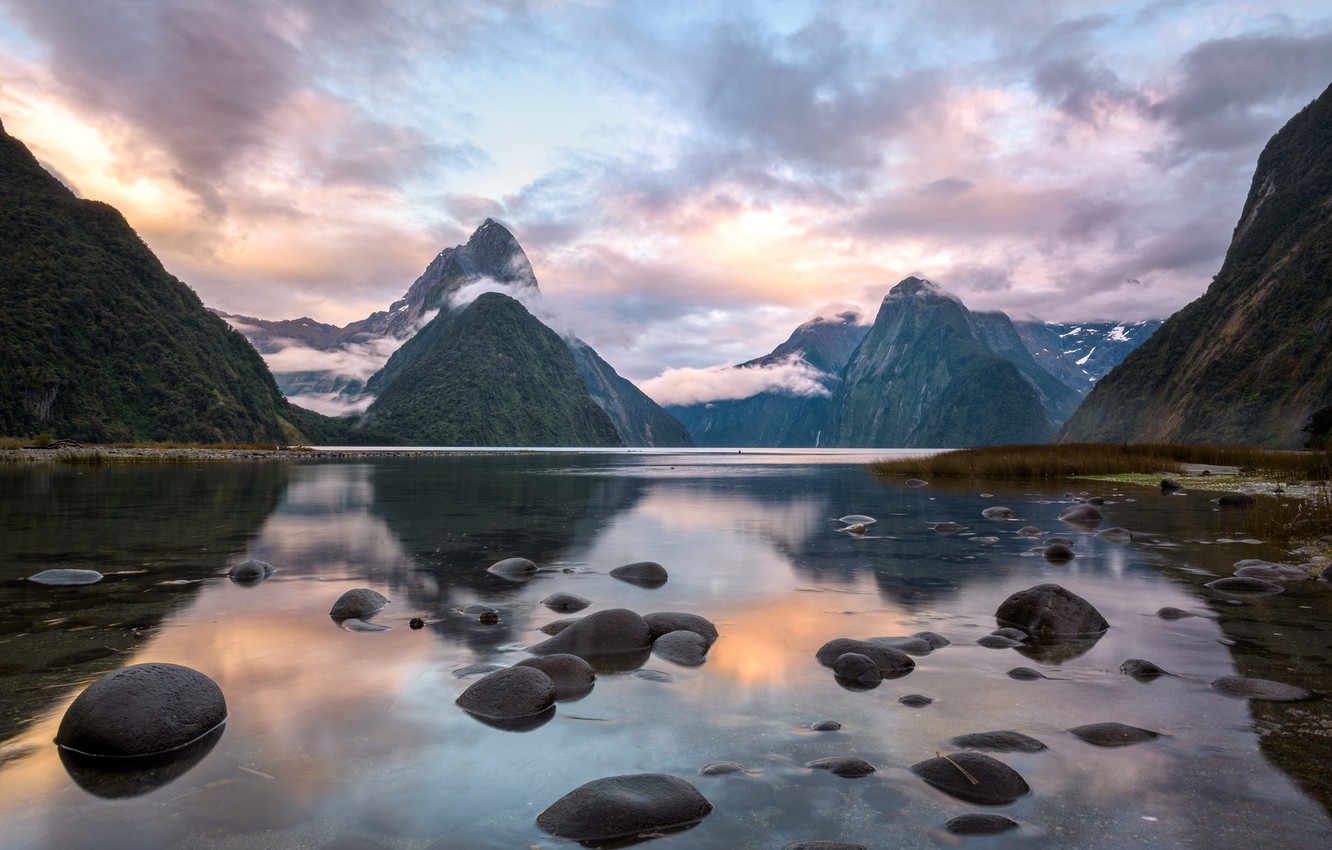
[887,276,949,299]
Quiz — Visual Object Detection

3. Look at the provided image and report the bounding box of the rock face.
[55,663,227,757]
[1012,319,1162,395]
[329,588,389,620]
[536,774,713,841]
[1058,83,1332,448]
[569,338,693,447]
[455,666,556,720]
[0,120,312,444]
[995,584,1109,639]
[910,752,1030,805]
[529,608,653,658]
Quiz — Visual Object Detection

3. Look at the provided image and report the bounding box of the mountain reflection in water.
[0,451,1329,849]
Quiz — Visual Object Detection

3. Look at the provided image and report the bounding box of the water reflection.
[0,455,1329,849]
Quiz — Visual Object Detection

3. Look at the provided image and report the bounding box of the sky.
[2,0,1331,400]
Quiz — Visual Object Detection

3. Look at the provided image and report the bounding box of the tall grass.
[870,443,1332,481]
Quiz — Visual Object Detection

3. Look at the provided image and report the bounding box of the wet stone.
[539,617,580,635]
[991,627,1028,640]
[1156,607,1196,620]
[912,631,951,648]
[1120,659,1170,680]
[1007,667,1046,680]
[949,730,1047,753]
[910,752,1030,805]
[329,588,389,621]
[810,720,843,732]
[898,694,933,707]
[806,756,876,778]
[56,663,227,758]
[944,813,1020,835]
[699,761,748,776]
[455,666,556,720]
[1204,576,1284,594]
[609,561,669,587]
[653,630,710,666]
[1211,676,1313,701]
[868,635,933,656]
[933,522,961,533]
[783,843,868,850]
[977,635,1022,649]
[832,653,882,687]
[27,569,103,586]
[1017,526,1042,536]
[1097,527,1132,543]
[541,592,591,613]
[982,506,1015,520]
[515,654,596,701]
[536,773,713,842]
[529,608,652,658]
[1069,722,1159,747]
[1217,493,1256,508]
[486,557,538,580]
[644,611,719,646]
[1043,542,1075,563]
[815,638,915,678]
[995,583,1108,639]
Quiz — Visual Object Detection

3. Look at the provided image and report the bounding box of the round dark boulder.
[832,653,882,687]
[514,654,596,701]
[805,756,876,778]
[536,773,712,842]
[1097,527,1132,543]
[1120,659,1170,680]
[898,694,933,707]
[1204,576,1283,594]
[1211,676,1313,701]
[227,559,274,585]
[644,612,719,647]
[609,561,668,587]
[912,631,951,648]
[27,568,103,586]
[1217,493,1256,508]
[995,583,1108,639]
[541,592,591,613]
[1043,542,1075,563]
[55,663,227,758]
[486,557,538,580]
[653,630,710,666]
[455,666,556,720]
[1155,606,1195,620]
[949,730,1046,752]
[910,752,1029,805]
[815,638,915,678]
[1069,722,1158,747]
[1059,504,1103,527]
[982,506,1015,520]
[977,635,1022,649]
[329,588,389,620]
[529,608,652,658]
[945,813,1020,835]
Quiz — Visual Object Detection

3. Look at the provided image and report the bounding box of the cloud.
[287,391,377,418]
[638,356,832,407]
[262,336,405,382]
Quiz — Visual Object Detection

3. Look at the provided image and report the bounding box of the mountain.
[357,292,622,447]
[666,311,869,447]
[826,278,1063,447]
[1012,320,1163,394]
[0,118,316,444]
[569,339,692,447]
[969,312,1085,422]
[1059,83,1332,447]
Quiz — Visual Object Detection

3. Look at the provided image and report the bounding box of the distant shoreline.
[0,446,502,464]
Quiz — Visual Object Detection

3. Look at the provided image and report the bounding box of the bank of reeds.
[870,442,1332,482]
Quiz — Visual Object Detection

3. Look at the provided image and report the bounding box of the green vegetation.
[1,120,307,444]
[870,442,1332,481]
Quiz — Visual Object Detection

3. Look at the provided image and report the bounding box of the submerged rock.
[541,592,591,612]
[1211,676,1313,701]
[995,583,1108,638]
[897,694,933,707]
[456,666,556,720]
[933,522,961,533]
[991,627,1028,640]
[530,608,652,658]
[977,635,1022,649]
[536,774,712,842]
[699,761,749,776]
[868,636,934,656]
[514,654,596,701]
[539,617,580,635]
[815,639,915,678]
[1156,606,1196,619]
[982,506,1015,520]
[1069,722,1158,747]
[1120,659,1170,680]
[783,843,868,850]
[832,653,882,687]
[653,630,710,666]
[1006,667,1046,680]
[1097,527,1132,543]
[912,631,951,648]
[644,612,719,647]
[27,568,103,586]
[1017,526,1042,536]
[329,588,389,621]
[949,730,1047,753]
[810,720,843,732]
[226,560,274,585]
[910,752,1030,805]
[944,813,1021,835]
[1217,493,1256,508]
[805,756,876,778]
[56,663,226,758]
[906,479,928,487]
[1043,542,1075,563]
[1204,576,1284,594]
[1059,504,1103,528]
[486,557,538,581]
[1160,479,1183,492]
[609,561,669,587]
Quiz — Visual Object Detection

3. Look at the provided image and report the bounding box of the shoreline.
[0,446,501,463]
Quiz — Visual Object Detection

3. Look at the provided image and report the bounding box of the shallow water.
[1,452,1330,849]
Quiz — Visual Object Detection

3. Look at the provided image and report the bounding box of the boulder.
[814,638,914,678]
[329,588,389,620]
[541,592,591,613]
[55,663,226,758]
[805,756,876,778]
[897,694,933,707]
[1017,526,1042,536]
[949,730,1046,753]
[539,617,580,635]
[529,608,652,658]
[1120,659,1170,680]
[995,583,1108,639]
[1155,606,1195,620]
[608,561,669,587]
[653,630,710,666]
[831,653,882,687]
[910,752,1030,805]
[515,654,596,700]
[1204,576,1283,594]
[982,506,1015,520]
[912,631,951,648]
[486,557,538,580]
[227,559,274,583]
[1069,722,1158,747]
[1043,542,1075,563]
[27,568,103,586]
[644,612,719,647]
[1211,676,1313,701]
[455,666,556,720]
[536,774,712,842]
[1006,667,1046,680]
[944,814,1021,835]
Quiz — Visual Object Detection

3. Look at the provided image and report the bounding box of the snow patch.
[1106,325,1130,342]
[1075,347,1097,366]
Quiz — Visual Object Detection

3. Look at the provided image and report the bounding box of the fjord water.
[0,452,1329,849]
